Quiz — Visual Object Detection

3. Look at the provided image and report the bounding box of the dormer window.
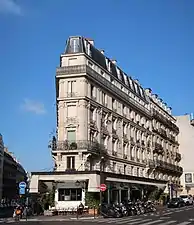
[69,38,80,53]
[116,67,122,80]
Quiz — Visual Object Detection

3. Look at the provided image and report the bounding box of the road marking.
[130,219,152,224]
[162,212,173,215]
[176,222,191,225]
[156,221,177,225]
[116,217,142,224]
[139,220,163,225]
[159,217,171,219]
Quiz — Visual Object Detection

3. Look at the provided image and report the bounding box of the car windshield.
[171,198,179,202]
[180,195,187,198]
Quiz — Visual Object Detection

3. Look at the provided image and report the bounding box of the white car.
[179,195,193,205]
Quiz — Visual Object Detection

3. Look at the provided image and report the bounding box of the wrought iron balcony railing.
[56,65,151,117]
[152,109,179,133]
[175,152,181,162]
[154,159,183,175]
[50,139,107,155]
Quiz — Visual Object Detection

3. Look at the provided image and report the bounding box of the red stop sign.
[100,184,107,192]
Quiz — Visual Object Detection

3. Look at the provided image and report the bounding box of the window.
[102,92,106,105]
[58,188,82,201]
[112,99,116,111]
[185,173,192,183]
[67,130,76,142]
[124,165,126,175]
[137,168,139,177]
[113,162,116,172]
[67,81,76,96]
[67,156,75,169]
[131,166,134,176]
[70,38,80,53]
[123,105,126,115]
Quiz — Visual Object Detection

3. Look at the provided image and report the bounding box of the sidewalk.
[0,214,102,223]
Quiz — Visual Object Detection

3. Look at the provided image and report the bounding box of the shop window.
[58,188,82,201]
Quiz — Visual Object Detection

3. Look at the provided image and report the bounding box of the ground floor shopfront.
[29,171,167,210]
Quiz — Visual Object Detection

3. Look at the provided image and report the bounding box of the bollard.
[76,206,79,220]
[93,205,95,219]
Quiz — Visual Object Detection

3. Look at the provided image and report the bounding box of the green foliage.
[40,189,55,209]
[85,192,100,209]
[148,188,164,201]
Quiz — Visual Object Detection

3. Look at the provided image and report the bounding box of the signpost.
[100,184,107,192]
[19,181,27,195]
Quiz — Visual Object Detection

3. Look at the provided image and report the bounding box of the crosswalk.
[78,206,194,225]
[81,217,194,225]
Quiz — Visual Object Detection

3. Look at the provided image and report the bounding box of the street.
[3,205,194,225]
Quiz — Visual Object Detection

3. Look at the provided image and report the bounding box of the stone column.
[128,187,131,200]
[119,188,122,203]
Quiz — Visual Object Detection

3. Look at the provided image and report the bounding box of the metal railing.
[50,140,106,153]
[152,109,179,133]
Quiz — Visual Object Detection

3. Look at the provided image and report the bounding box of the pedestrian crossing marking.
[156,221,176,225]
[116,217,142,224]
[140,219,162,225]
[131,219,152,224]
[176,222,191,225]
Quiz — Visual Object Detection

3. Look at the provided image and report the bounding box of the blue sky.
[0,0,193,172]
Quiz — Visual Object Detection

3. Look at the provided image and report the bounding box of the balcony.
[123,154,128,159]
[175,152,181,162]
[136,140,141,147]
[123,134,129,143]
[159,128,167,138]
[90,120,98,130]
[56,65,151,117]
[153,143,164,155]
[152,109,179,133]
[112,151,117,156]
[130,137,135,145]
[154,160,183,176]
[50,139,107,155]
[101,123,109,135]
[112,128,119,139]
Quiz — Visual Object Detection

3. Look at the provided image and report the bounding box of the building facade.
[2,148,27,201]
[176,114,194,195]
[30,36,182,209]
[0,134,4,200]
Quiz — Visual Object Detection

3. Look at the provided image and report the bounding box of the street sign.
[100,184,107,192]
[19,181,26,189]
[19,187,25,195]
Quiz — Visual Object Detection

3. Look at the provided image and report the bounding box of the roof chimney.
[100,49,105,55]
[111,59,117,65]
[85,38,94,45]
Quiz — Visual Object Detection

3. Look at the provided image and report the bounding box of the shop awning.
[106,177,166,189]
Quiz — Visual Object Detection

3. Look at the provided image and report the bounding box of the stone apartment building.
[30,36,182,209]
[0,134,4,200]
[176,114,194,195]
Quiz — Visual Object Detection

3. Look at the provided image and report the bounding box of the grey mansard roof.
[64,36,147,102]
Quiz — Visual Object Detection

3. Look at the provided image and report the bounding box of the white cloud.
[0,0,22,15]
[21,98,46,115]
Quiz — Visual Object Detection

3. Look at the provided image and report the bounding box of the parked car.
[167,197,185,208]
[179,195,193,205]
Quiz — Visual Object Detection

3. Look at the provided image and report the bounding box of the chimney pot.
[100,49,105,55]
[85,38,94,45]
[111,59,117,64]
